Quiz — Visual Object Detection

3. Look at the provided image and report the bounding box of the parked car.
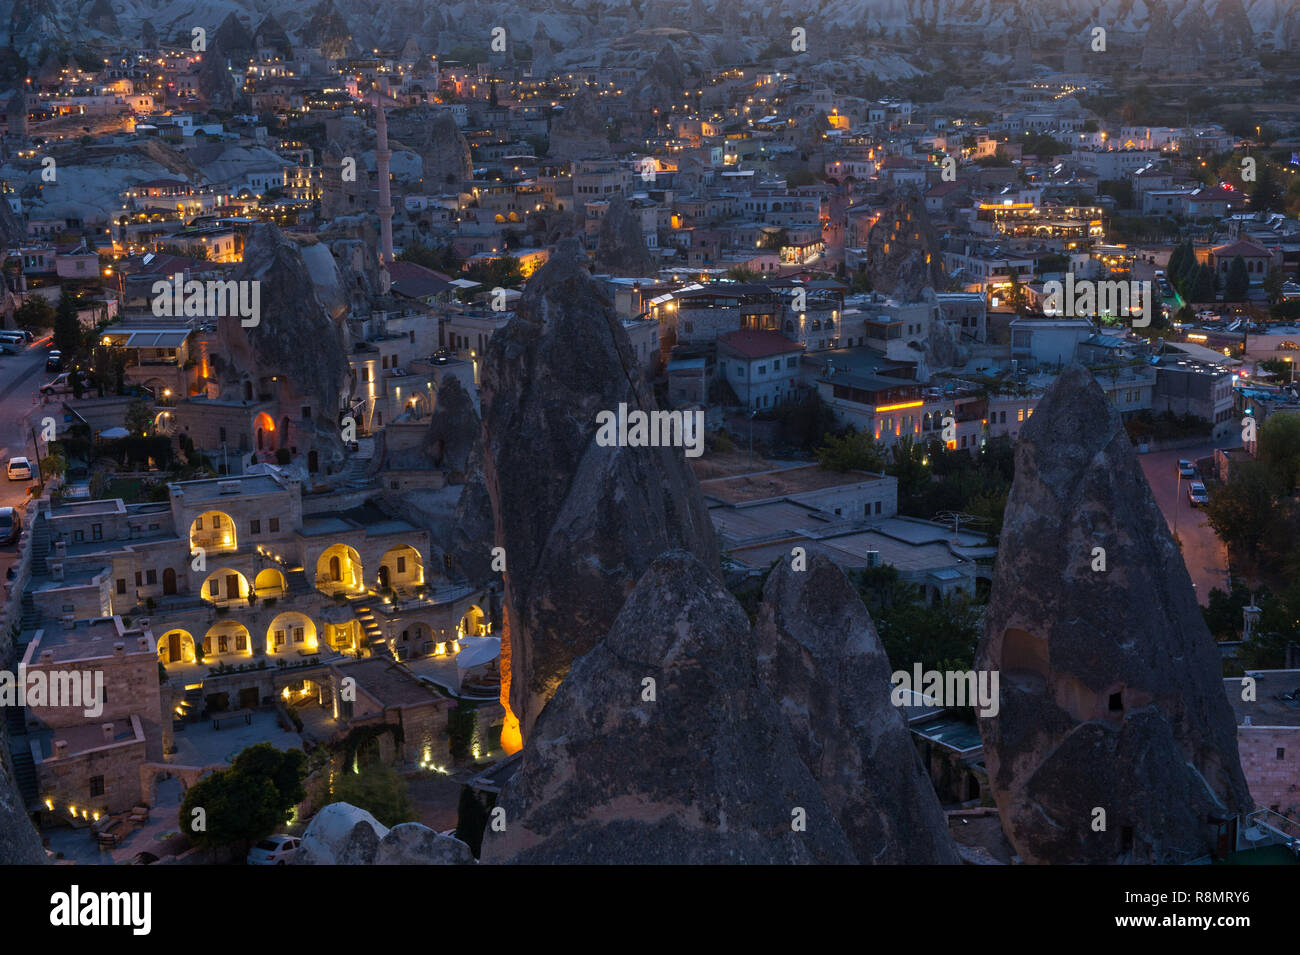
[45,350,62,372]
[1188,481,1209,507]
[247,834,300,865]
[0,507,20,544]
[40,371,81,395]
[6,457,32,481]
[1177,459,1197,478]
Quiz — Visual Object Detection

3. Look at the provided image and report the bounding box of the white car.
[1177,459,1197,479]
[247,834,300,865]
[1188,481,1209,507]
[6,457,32,481]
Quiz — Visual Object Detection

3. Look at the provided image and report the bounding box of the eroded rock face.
[294,803,473,864]
[424,376,478,477]
[387,107,472,188]
[594,196,656,276]
[219,223,349,472]
[755,555,960,864]
[0,759,45,864]
[977,364,1252,864]
[481,552,856,864]
[548,87,611,161]
[864,191,944,300]
[479,240,719,743]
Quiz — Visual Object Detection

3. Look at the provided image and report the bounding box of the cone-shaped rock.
[594,195,657,276]
[755,555,960,864]
[479,238,719,743]
[976,364,1251,864]
[481,552,856,864]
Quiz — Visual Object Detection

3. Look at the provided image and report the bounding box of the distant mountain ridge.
[1,0,1293,60]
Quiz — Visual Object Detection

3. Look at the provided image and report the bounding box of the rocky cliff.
[976,364,1252,864]
[481,552,857,864]
[864,191,945,300]
[386,107,472,188]
[755,555,960,864]
[478,238,719,745]
[594,195,656,276]
[218,223,350,472]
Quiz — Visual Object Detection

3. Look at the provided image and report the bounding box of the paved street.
[1138,440,1232,606]
[0,337,50,599]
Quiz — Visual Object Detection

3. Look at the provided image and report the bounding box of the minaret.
[373,87,395,264]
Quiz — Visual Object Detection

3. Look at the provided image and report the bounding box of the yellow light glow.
[874,400,923,412]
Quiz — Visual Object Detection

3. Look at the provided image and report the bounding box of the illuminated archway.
[200,568,251,604]
[203,621,252,658]
[157,629,196,664]
[253,567,287,597]
[268,611,318,654]
[378,544,423,594]
[190,510,237,553]
[325,620,359,653]
[255,412,275,452]
[458,604,486,638]
[316,544,364,594]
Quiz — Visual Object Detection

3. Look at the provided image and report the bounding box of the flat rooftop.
[336,658,443,708]
[35,718,143,760]
[25,617,152,663]
[700,464,885,504]
[1225,670,1300,728]
[911,716,984,754]
[172,474,285,502]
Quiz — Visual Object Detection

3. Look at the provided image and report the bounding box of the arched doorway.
[203,621,251,658]
[379,544,423,595]
[280,416,290,450]
[157,630,195,664]
[255,412,275,451]
[162,567,177,595]
[316,544,363,594]
[200,568,250,604]
[458,605,485,638]
[308,450,319,473]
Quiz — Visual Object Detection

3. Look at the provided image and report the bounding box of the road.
[1138,441,1232,606]
[0,338,50,601]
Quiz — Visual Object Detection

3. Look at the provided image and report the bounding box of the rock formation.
[218,223,350,473]
[548,86,612,161]
[976,364,1252,864]
[864,191,945,300]
[386,107,473,188]
[479,238,719,746]
[294,802,474,864]
[254,14,293,57]
[300,0,353,58]
[423,376,478,478]
[481,552,857,864]
[196,41,247,113]
[594,195,656,276]
[754,555,960,864]
[213,12,256,61]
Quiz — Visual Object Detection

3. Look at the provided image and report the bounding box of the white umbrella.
[99,427,129,439]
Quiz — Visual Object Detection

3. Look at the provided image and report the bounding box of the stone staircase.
[345,593,386,656]
[284,566,314,597]
[336,436,376,488]
[5,705,36,809]
[19,593,38,632]
[28,513,50,576]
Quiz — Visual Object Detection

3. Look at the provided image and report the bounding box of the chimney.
[54,740,67,758]
[113,641,125,656]
[40,650,54,663]
[137,637,149,651]
[101,722,114,741]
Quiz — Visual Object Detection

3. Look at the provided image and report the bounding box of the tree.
[1204,460,1277,564]
[1263,268,1286,305]
[816,430,886,472]
[1224,255,1250,301]
[886,434,930,504]
[14,296,55,331]
[178,743,307,851]
[1258,412,1300,496]
[1188,263,1216,304]
[125,398,154,438]
[1250,162,1284,213]
[325,762,414,828]
[53,290,81,357]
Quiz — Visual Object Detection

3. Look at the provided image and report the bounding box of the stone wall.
[1238,726,1300,816]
